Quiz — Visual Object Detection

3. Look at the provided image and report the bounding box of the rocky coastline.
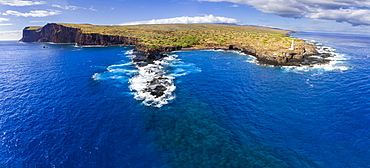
[21,23,332,66]
[20,23,335,102]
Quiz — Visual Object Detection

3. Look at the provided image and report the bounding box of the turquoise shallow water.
[1,32,370,167]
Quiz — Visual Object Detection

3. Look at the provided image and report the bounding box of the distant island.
[21,23,331,66]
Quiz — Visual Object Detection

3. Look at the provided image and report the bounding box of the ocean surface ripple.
[1,32,370,167]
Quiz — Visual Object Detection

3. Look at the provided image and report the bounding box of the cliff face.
[78,33,138,46]
[21,23,138,46]
[37,23,80,43]
[21,27,41,42]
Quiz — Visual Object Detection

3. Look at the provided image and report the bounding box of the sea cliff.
[21,23,330,66]
[21,23,138,46]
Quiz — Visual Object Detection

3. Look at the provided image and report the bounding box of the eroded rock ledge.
[21,23,331,66]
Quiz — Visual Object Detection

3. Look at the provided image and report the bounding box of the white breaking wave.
[129,61,176,108]
[208,49,258,64]
[92,50,200,108]
[92,62,136,81]
[209,41,349,73]
[220,38,350,73]
[128,54,200,107]
[281,40,349,73]
[125,49,134,55]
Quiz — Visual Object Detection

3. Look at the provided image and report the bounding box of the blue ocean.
[1,32,369,167]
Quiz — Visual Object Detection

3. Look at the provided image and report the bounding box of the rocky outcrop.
[228,43,327,66]
[145,77,169,98]
[135,44,181,59]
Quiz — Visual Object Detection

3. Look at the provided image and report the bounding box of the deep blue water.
[1,32,369,167]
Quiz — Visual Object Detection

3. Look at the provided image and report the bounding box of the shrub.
[175,36,200,48]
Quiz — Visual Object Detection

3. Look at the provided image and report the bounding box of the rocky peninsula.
[21,23,330,66]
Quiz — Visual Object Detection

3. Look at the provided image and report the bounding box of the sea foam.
[128,53,201,107]
[92,50,200,108]
[215,38,350,73]
[281,40,349,73]
[129,60,176,108]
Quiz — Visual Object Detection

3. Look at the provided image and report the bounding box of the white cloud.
[230,4,239,7]
[0,17,11,26]
[0,18,9,22]
[282,19,370,34]
[0,30,22,41]
[0,0,45,6]
[307,8,370,26]
[52,4,79,10]
[2,10,61,17]
[52,4,97,11]
[120,14,239,25]
[89,6,97,11]
[29,20,50,23]
[198,0,370,26]
[0,23,12,26]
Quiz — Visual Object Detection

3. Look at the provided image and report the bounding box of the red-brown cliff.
[21,23,138,45]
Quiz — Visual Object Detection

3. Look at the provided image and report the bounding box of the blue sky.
[1,0,370,40]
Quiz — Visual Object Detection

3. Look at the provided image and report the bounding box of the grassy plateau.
[57,23,303,55]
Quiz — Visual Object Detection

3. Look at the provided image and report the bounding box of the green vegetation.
[148,45,160,49]
[174,36,200,47]
[26,26,42,30]
[58,23,305,55]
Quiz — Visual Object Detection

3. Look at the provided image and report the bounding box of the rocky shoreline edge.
[21,23,334,67]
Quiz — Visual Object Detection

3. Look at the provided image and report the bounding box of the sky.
[1,0,370,40]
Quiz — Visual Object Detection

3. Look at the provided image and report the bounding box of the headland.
[21,23,331,66]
